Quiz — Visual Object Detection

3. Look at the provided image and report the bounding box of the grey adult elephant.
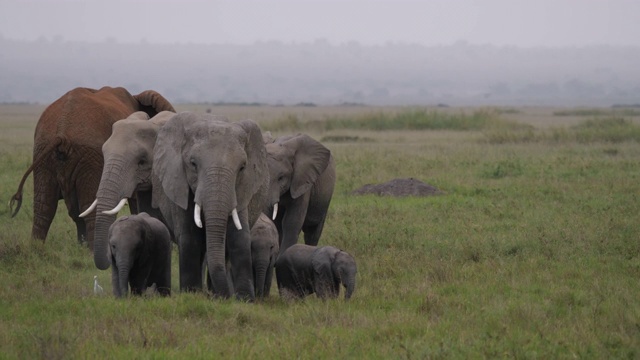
[251,213,279,298]
[9,86,175,250]
[108,212,172,297]
[264,134,335,256]
[275,244,357,300]
[80,110,176,270]
[152,112,269,300]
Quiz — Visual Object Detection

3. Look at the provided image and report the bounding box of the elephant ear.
[312,246,339,296]
[236,120,268,211]
[153,113,189,210]
[286,134,331,199]
[134,90,176,116]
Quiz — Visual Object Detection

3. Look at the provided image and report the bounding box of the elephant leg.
[130,268,151,296]
[264,263,275,297]
[302,215,327,247]
[129,192,139,214]
[179,231,206,292]
[275,266,303,299]
[111,263,121,297]
[63,182,83,241]
[74,166,101,251]
[279,196,310,255]
[135,190,165,221]
[149,258,171,296]
[226,218,254,301]
[31,167,59,241]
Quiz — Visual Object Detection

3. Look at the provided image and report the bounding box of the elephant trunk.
[201,175,235,299]
[93,156,135,270]
[253,258,270,298]
[116,260,130,298]
[343,269,356,300]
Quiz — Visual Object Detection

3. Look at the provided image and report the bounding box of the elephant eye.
[278,175,285,182]
[138,159,146,166]
[190,159,197,169]
[239,162,246,172]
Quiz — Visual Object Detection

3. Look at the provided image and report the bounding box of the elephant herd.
[10,86,357,301]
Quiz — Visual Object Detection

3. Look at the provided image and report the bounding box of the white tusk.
[194,203,203,228]
[102,198,128,215]
[272,202,278,220]
[79,199,98,218]
[231,208,242,230]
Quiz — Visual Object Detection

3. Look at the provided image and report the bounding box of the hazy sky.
[1,0,639,47]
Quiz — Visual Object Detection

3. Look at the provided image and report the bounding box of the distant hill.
[1,37,639,106]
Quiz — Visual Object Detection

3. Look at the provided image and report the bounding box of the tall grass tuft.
[572,116,640,143]
[268,108,526,132]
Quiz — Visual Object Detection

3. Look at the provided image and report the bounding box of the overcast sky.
[1,0,639,47]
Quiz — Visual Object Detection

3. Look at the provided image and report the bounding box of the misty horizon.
[2,36,639,107]
[2,1,640,107]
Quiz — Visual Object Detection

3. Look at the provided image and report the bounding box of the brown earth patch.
[351,178,443,197]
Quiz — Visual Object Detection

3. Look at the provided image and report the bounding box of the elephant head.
[264,134,331,220]
[86,111,176,270]
[313,246,357,300]
[152,112,268,299]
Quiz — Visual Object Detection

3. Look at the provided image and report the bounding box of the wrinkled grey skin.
[251,213,279,298]
[264,134,335,256]
[109,212,172,297]
[275,244,357,300]
[152,112,269,301]
[9,86,175,251]
[93,111,176,271]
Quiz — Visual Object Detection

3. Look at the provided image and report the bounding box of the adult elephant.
[152,112,269,300]
[79,111,175,270]
[264,133,335,256]
[10,86,175,250]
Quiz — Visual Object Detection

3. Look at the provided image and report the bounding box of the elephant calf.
[251,213,279,298]
[275,244,357,300]
[109,212,172,297]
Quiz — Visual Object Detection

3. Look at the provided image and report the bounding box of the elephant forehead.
[111,121,157,141]
[186,120,243,139]
[111,217,143,234]
[266,143,294,160]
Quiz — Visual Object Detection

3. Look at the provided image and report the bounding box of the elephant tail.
[9,137,63,217]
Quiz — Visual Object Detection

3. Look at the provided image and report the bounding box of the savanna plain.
[1,104,640,358]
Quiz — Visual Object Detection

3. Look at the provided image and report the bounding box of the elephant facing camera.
[275,244,357,300]
[109,213,172,297]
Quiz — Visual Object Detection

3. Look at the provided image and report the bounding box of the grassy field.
[1,104,640,358]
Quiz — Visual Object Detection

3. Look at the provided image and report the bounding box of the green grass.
[268,108,528,133]
[553,108,640,117]
[2,105,640,358]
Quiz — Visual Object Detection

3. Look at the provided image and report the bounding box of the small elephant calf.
[251,213,279,298]
[108,212,172,297]
[275,244,357,300]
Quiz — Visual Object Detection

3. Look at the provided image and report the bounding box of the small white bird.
[94,275,103,295]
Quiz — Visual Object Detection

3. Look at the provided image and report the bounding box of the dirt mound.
[351,178,443,197]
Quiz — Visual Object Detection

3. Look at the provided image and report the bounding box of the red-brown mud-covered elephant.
[10,86,175,251]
